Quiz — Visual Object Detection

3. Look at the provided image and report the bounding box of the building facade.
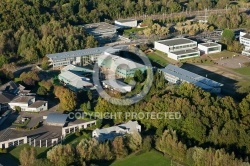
[240,32,250,56]
[198,42,222,54]
[154,38,199,60]
[115,19,137,28]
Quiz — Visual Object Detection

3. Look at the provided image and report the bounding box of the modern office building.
[115,19,137,28]
[198,42,222,54]
[239,32,250,56]
[84,22,118,42]
[98,53,147,78]
[58,65,94,92]
[154,38,200,60]
[47,46,111,68]
[160,64,223,93]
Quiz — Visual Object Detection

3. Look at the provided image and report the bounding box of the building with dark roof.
[160,64,223,93]
[154,38,200,60]
[0,81,26,95]
[45,113,68,127]
[0,92,16,112]
[83,22,118,42]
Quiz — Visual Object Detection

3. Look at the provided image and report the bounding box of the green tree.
[134,70,144,82]
[86,36,97,48]
[54,86,77,111]
[0,55,8,68]
[37,86,47,95]
[222,29,234,44]
[19,147,37,166]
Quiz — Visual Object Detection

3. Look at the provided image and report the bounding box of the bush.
[0,148,7,153]
[75,131,82,137]
[15,106,21,112]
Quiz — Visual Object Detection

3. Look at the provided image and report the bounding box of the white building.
[8,96,48,112]
[102,79,134,93]
[239,32,250,56]
[115,19,137,28]
[154,38,200,60]
[198,42,222,54]
[92,121,141,142]
[160,64,224,94]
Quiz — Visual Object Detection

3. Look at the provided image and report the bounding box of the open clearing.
[111,150,172,166]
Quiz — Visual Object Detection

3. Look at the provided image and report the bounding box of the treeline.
[19,130,250,166]
[94,72,250,162]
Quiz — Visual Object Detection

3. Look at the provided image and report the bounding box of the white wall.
[154,41,170,54]
[62,120,96,136]
[115,20,137,28]
[198,44,221,54]
[0,136,28,148]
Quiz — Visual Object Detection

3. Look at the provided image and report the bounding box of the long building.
[46,46,122,68]
[115,19,137,28]
[154,38,200,60]
[239,32,250,56]
[160,64,223,93]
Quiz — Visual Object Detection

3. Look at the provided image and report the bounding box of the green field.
[207,50,237,60]
[233,67,250,76]
[111,150,172,166]
[147,52,169,67]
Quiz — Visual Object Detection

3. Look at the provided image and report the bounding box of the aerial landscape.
[0,0,250,166]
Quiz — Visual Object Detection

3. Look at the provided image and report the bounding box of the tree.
[47,144,75,166]
[87,101,91,110]
[142,136,152,152]
[19,147,37,166]
[126,131,142,152]
[222,29,234,44]
[87,90,93,101]
[0,55,8,68]
[112,136,128,159]
[37,86,47,95]
[86,36,97,48]
[134,70,144,82]
[15,106,21,112]
[54,86,77,111]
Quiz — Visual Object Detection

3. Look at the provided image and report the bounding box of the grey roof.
[0,81,18,91]
[47,46,111,61]
[160,64,223,89]
[59,71,93,88]
[84,22,117,32]
[61,64,94,73]
[102,79,133,93]
[115,19,137,23]
[0,92,16,103]
[45,113,68,125]
[10,96,35,103]
[171,49,199,55]
[28,100,47,108]
[198,42,221,47]
[158,38,196,46]
[94,121,140,141]
[242,33,250,40]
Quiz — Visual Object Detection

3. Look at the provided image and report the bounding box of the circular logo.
[92,45,153,105]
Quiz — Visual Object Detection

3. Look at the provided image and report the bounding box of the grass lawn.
[233,67,250,76]
[147,52,169,67]
[123,28,145,36]
[63,131,91,146]
[207,50,237,60]
[111,150,172,166]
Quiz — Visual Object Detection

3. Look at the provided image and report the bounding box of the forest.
[0,0,249,69]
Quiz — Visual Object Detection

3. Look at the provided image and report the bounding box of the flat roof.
[59,71,93,87]
[28,100,47,108]
[99,54,145,69]
[160,64,223,89]
[171,49,199,55]
[45,113,68,125]
[116,19,137,23]
[47,46,111,61]
[102,79,133,93]
[10,96,34,103]
[199,42,221,47]
[158,38,196,46]
[84,22,117,32]
[242,33,250,40]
